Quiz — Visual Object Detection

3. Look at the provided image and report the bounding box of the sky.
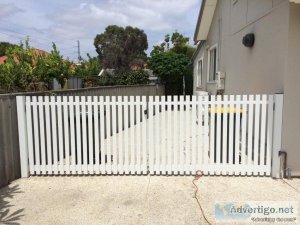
[0,0,201,62]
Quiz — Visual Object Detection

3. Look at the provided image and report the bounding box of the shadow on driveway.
[0,185,24,225]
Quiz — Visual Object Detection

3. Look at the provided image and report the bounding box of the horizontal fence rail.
[17,94,278,176]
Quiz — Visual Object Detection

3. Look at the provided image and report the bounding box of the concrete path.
[0,176,299,225]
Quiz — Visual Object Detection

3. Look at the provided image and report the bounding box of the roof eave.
[193,0,218,43]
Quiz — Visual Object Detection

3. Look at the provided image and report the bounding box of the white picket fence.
[16,94,283,177]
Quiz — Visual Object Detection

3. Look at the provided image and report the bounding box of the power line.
[0,25,80,51]
[0,18,79,42]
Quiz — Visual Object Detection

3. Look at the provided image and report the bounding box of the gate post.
[271,94,284,178]
[16,96,29,178]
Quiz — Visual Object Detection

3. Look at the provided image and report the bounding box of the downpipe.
[278,151,291,179]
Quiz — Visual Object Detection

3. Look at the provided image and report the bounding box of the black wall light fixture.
[242,33,255,47]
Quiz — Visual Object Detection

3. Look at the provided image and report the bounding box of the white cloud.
[0,3,23,18]
[0,0,200,61]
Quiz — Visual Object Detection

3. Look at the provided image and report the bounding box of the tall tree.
[94,25,148,71]
[149,31,195,95]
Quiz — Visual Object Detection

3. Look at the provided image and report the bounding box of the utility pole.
[77,40,81,64]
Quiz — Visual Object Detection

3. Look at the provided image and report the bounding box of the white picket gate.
[16,94,283,177]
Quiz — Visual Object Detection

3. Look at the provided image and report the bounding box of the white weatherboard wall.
[17,95,280,177]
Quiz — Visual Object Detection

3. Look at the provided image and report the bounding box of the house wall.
[193,0,289,95]
[282,2,300,176]
[193,0,300,176]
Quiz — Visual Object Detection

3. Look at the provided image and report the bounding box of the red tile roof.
[0,56,7,64]
[0,48,49,65]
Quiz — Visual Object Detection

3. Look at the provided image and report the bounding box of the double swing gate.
[16,94,283,177]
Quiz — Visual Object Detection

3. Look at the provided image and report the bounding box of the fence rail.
[17,94,281,177]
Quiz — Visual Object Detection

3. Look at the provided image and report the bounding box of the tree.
[0,40,35,92]
[94,25,148,71]
[149,31,196,95]
[148,52,189,95]
[34,43,73,88]
[0,42,17,57]
[0,39,74,93]
[74,54,101,82]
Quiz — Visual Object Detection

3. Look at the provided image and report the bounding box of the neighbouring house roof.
[0,56,7,64]
[0,48,49,65]
[193,0,217,43]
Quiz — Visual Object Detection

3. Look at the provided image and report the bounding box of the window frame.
[196,56,204,88]
[207,44,218,83]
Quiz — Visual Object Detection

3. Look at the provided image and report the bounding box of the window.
[207,45,218,82]
[197,58,203,87]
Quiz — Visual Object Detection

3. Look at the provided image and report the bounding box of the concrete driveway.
[0,176,299,225]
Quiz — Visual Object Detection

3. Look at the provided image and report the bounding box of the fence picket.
[123,96,129,174]
[69,96,76,174]
[173,96,178,174]
[185,96,190,174]
[197,96,203,171]
[155,96,160,174]
[94,96,100,174]
[240,95,248,175]
[260,95,267,175]
[234,95,241,175]
[266,95,274,176]
[99,96,106,174]
[148,96,154,174]
[57,96,64,174]
[191,96,196,173]
[167,96,172,174]
[44,96,52,174]
[50,97,58,174]
[25,97,35,174]
[63,96,70,174]
[117,96,123,174]
[247,95,254,175]
[75,96,82,174]
[209,95,215,174]
[216,95,222,175]
[228,95,235,175]
[87,96,94,174]
[161,96,166,174]
[253,95,261,175]
[179,96,184,175]
[106,96,112,174]
[142,96,147,174]
[38,96,46,174]
[203,96,209,175]
[129,96,135,173]
[136,96,141,174]
[111,96,117,174]
[222,95,228,169]
[81,96,88,174]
